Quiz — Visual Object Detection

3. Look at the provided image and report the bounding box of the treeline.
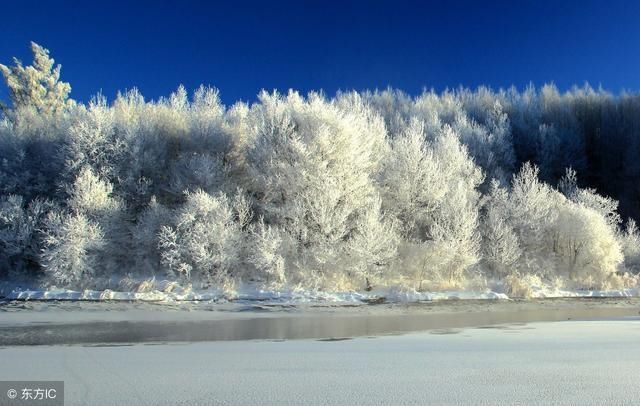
[0,43,639,295]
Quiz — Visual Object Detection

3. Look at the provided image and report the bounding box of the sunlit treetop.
[0,42,74,115]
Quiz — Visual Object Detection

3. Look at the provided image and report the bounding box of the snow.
[0,280,512,303]
[0,319,638,405]
[2,280,638,304]
[527,285,640,298]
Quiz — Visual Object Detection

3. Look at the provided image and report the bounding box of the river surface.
[1,298,638,345]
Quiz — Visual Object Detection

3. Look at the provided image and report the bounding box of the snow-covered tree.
[0,98,71,201]
[157,190,249,285]
[1,42,639,293]
[132,196,171,275]
[64,166,128,276]
[506,163,559,276]
[247,218,288,286]
[344,197,399,290]
[0,195,53,277]
[41,211,103,287]
[553,202,623,288]
[621,219,640,273]
[62,94,121,183]
[481,180,522,278]
[380,121,483,288]
[489,163,623,288]
[453,101,515,186]
[0,42,74,115]
[242,91,391,289]
[67,166,123,218]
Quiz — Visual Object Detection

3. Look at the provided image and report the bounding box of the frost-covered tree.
[453,101,515,186]
[621,219,640,273]
[242,91,392,289]
[66,166,129,275]
[157,190,249,286]
[67,166,123,218]
[380,121,483,288]
[560,170,621,230]
[132,196,171,276]
[40,212,103,287]
[379,119,443,237]
[0,42,79,203]
[344,197,399,290]
[62,95,121,184]
[0,99,71,200]
[553,203,623,288]
[485,163,623,289]
[0,42,74,115]
[0,195,53,277]
[2,42,640,293]
[247,218,288,286]
[167,153,228,198]
[481,180,522,278]
[506,163,559,276]
[424,127,484,284]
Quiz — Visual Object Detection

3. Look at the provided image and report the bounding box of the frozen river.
[1,297,639,344]
[0,299,639,405]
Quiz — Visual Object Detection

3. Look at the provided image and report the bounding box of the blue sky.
[1,0,640,105]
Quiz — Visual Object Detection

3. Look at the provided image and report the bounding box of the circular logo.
[6,388,17,399]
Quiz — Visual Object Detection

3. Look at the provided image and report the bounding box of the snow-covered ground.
[0,319,639,405]
[2,280,638,304]
[0,281,510,303]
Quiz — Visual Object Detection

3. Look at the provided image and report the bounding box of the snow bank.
[1,279,638,304]
[0,285,508,303]
[527,285,640,298]
[0,278,512,303]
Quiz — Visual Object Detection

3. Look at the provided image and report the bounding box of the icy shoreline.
[1,293,639,343]
[1,281,638,304]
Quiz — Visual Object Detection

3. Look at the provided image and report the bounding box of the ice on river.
[0,319,639,405]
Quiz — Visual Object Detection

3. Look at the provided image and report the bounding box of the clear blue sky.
[1,0,639,105]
